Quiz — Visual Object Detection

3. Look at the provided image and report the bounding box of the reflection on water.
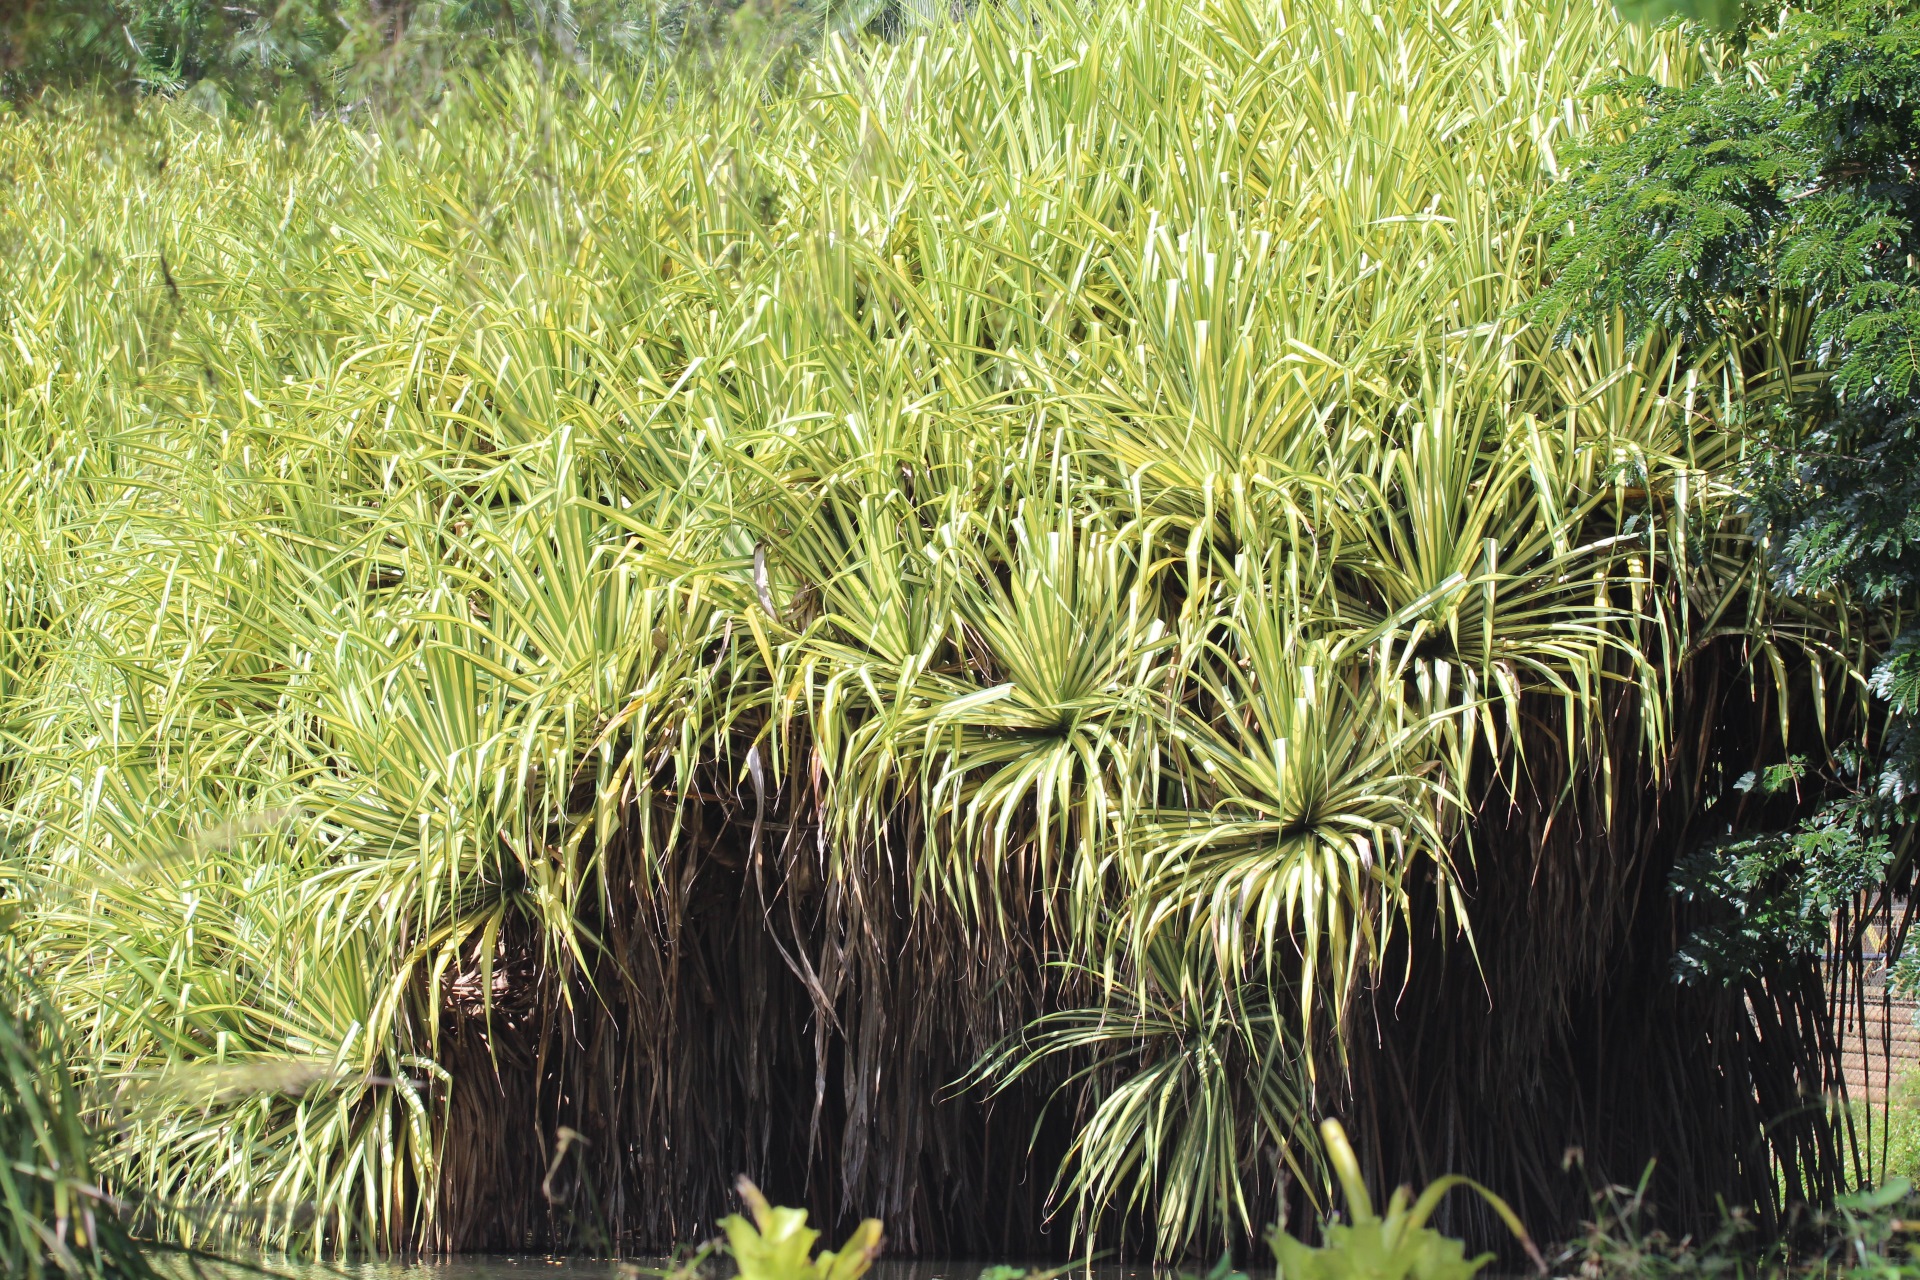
[161,1257,1185,1280]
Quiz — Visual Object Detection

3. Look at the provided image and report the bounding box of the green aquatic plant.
[719,1179,883,1280]
[1269,1121,1541,1280]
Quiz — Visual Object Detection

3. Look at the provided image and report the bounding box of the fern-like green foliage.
[1269,1122,1539,1280]
[1674,774,1895,984]
[719,1178,884,1280]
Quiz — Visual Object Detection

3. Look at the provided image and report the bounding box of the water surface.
[167,1256,1185,1280]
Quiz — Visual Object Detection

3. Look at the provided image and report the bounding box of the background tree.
[1542,0,1920,1188]
[1545,0,1920,802]
[0,0,891,103]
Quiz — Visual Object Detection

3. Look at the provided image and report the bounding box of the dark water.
[162,1257,1184,1280]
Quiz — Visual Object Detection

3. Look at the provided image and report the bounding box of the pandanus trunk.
[431,649,1857,1258]
[1344,644,1852,1255]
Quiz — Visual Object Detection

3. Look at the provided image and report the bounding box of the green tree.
[3,0,357,99]
[0,0,890,103]
[1543,0,1920,803]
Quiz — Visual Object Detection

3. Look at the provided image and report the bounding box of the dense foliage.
[0,0,1875,1263]
[1554,1169,1920,1280]
[1538,0,1920,1078]
[0,0,881,103]
[0,939,155,1280]
[1544,0,1920,801]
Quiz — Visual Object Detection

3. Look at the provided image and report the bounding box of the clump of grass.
[1848,1074,1920,1191]
[0,934,155,1280]
[1555,1166,1920,1280]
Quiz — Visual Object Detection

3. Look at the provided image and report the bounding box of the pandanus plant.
[1270,1121,1544,1280]
[0,0,1855,1258]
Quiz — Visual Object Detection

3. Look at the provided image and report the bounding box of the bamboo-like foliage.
[0,0,1862,1262]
